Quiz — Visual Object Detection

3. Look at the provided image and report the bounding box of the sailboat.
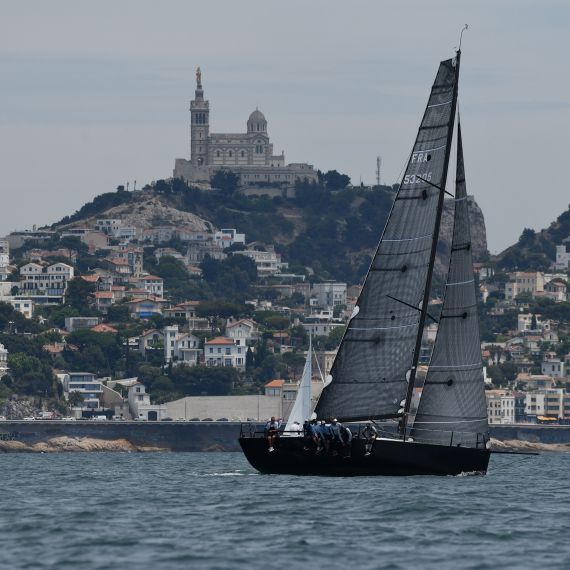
[239,50,491,476]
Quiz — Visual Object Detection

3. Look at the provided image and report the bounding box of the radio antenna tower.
[376,156,382,186]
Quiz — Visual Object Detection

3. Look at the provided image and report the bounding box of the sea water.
[0,452,568,570]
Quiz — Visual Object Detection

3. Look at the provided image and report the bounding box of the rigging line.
[386,294,438,324]
[413,418,487,424]
[350,323,417,331]
[416,176,454,198]
[428,363,482,369]
[427,99,452,108]
[383,233,432,243]
[446,279,475,286]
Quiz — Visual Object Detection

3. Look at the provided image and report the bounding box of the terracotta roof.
[265,379,285,388]
[91,324,118,334]
[95,292,114,299]
[205,336,234,345]
[81,275,100,283]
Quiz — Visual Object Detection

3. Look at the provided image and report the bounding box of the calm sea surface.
[0,452,569,570]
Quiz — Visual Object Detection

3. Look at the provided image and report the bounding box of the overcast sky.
[1,1,569,252]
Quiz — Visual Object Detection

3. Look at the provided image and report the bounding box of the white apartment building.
[525,389,570,420]
[58,372,104,411]
[235,248,287,276]
[204,337,246,369]
[19,262,74,300]
[133,275,164,299]
[541,357,565,378]
[0,240,10,281]
[225,318,258,347]
[214,228,246,249]
[310,282,347,309]
[0,343,8,378]
[164,325,202,365]
[9,299,34,319]
[128,382,164,421]
[486,390,516,425]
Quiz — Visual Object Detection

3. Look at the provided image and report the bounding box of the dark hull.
[239,436,490,476]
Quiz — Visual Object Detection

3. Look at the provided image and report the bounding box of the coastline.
[2,421,570,453]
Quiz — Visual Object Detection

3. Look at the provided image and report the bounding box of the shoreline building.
[173,67,318,192]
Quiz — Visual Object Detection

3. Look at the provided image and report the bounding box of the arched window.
[241,150,245,158]
[229,150,233,158]
[216,150,221,157]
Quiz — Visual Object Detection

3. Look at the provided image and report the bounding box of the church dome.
[247,108,267,132]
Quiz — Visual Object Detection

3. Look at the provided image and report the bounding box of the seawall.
[2,421,570,453]
[0,421,246,452]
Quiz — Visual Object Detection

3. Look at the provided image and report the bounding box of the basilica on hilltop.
[173,68,318,191]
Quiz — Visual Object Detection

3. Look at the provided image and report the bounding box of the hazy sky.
[1,1,569,252]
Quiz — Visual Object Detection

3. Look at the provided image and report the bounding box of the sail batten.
[410,121,489,448]
[315,56,460,422]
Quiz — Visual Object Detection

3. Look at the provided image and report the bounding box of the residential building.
[132,275,164,299]
[163,301,210,331]
[235,246,287,276]
[0,240,10,281]
[9,299,34,319]
[19,262,74,303]
[486,390,515,425]
[541,357,565,378]
[64,316,100,332]
[310,282,347,309]
[517,313,545,333]
[58,372,104,413]
[505,272,545,301]
[525,389,570,421]
[94,291,114,313]
[204,337,246,369]
[138,329,164,354]
[0,343,8,378]
[128,382,163,421]
[225,318,258,347]
[127,297,165,319]
[214,228,246,249]
[164,325,202,365]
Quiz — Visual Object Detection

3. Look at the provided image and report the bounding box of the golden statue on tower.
[196,66,202,89]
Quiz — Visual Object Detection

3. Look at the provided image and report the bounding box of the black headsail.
[410,121,489,447]
[315,55,460,422]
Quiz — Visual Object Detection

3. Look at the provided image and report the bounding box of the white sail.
[284,337,313,433]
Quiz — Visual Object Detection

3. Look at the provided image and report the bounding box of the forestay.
[411,123,489,447]
[315,57,460,422]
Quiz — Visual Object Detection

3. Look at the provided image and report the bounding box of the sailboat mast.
[402,50,461,434]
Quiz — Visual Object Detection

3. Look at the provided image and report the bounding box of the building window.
[241,151,245,157]
[229,150,233,158]
[217,150,221,157]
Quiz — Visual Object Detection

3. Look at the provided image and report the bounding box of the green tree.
[211,170,240,195]
[68,391,85,407]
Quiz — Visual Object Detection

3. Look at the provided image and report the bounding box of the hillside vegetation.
[52,174,488,285]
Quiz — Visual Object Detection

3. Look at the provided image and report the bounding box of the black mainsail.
[410,122,489,447]
[315,55,460,422]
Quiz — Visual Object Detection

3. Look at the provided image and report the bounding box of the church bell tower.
[190,67,209,166]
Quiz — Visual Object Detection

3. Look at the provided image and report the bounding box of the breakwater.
[1,421,570,452]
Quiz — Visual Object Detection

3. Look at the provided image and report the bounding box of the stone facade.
[174,67,318,190]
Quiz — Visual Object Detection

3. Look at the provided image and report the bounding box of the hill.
[50,177,489,285]
[495,205,570,271]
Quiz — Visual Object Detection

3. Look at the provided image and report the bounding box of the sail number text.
[403,172,432,185]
